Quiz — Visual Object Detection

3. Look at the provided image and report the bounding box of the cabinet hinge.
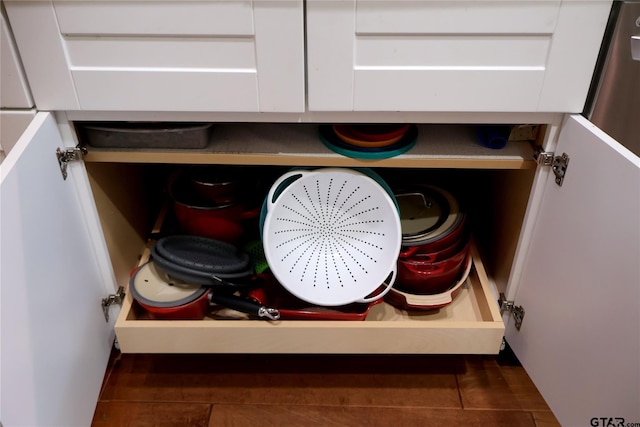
[499,293,525,331]
[101,286,125,322]
[533,147,570,187]
[56,146,87,180]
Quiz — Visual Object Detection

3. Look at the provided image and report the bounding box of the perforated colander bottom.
[263,168,401,306]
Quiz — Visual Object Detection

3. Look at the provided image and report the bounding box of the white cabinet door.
[307,0,611,112]
[4,1,304,112]
[0,113,115,426]
[506,115,640,426]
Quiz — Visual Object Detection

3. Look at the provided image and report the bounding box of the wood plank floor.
[92,348,560,427]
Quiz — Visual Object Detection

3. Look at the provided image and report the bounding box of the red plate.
[332,124,406,148]
[349,124,411,141]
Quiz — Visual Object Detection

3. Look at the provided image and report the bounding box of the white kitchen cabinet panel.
[0,7,33,108]
[0,109,36,159]
[307,0,612,112]
[0,113,116,427]
[53,0,255,35]
[506,115,640,427]
[4,0,305,112]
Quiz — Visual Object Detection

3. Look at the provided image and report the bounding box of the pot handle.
[266,170,308,210]
[209,293,280,320]
[356,264,397,304]
[399,246,438,262]
[402,261,447,276]
[240,205,261,220]
[399,246,420,258]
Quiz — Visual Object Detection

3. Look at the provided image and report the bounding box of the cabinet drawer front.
[1,12,33,108]
[356,36,550,68]
[66,37,257,69]
[53,1,254,36]
[72,70,259,111]
[307,0,611,112]
[355,1,560,34]
[350,1,555,111]
[5,0,304,112]
[353,69,544,112]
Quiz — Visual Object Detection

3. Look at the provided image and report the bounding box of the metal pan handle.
[209,293,280,320]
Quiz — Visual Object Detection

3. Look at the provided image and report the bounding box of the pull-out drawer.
[4,1,305,112]
[114,241,505,354]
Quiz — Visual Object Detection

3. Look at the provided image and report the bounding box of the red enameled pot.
[399,214,466,259]
[186,165,241,205]
[169,171,259,243]
[137,290,211,320]
[396,239,470,295]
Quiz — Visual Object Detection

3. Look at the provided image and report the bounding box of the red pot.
[384,250,472,311]
[172,200,259,243]
[396,240,470,295]
[186,165,241,204]
[130,262,279,320]
[129,261,211,319]
[137,290,211,320]
[399,213,466,259]
[169,171,259,243]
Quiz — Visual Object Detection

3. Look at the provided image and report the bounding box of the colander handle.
[356,264,397,304]
[266,170,308,210]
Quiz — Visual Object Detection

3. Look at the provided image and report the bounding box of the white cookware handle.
[266,170,311,212]
[357,264,398,304]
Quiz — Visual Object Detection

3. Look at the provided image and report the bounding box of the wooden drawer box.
[114,242,505,354]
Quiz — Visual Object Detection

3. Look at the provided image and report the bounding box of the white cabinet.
[0,7,32,109]
[3,0,305,112]
[2,2,638,426]
[5,0,612,114]
[2,112,638,426]
[307,0,612,112]
[505,115,640,426]
[0,113,116,427]
[0,5,35,158]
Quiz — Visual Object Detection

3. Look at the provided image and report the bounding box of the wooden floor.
[92,345,560,427]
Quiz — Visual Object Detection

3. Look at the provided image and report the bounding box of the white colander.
[262,168,401,306]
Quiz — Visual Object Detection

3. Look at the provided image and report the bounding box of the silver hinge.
[533,147,570,187]
[101,286,125,322]
[499,293,525,331]
[56,146,87,180]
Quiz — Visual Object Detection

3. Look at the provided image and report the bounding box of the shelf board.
[83,124,537,170]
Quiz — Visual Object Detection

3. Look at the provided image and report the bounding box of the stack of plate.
[319,123,417,159]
